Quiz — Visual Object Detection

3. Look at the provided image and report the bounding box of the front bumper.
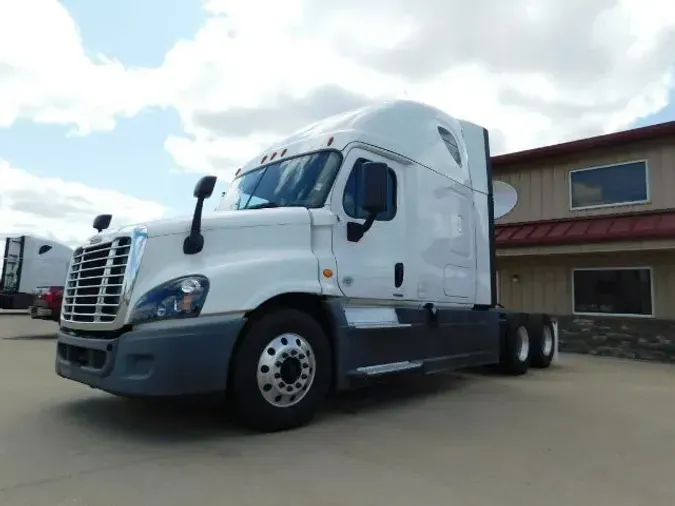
[30,306,53,319]
[55,314,245,397]
[30,300,59,320]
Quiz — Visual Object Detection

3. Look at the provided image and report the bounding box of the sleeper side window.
[342,158,397,221]
[438,126,462,166]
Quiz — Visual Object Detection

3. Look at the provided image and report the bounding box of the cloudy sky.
[1,0,675,252]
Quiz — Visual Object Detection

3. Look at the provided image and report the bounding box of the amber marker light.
[322,269,334,278]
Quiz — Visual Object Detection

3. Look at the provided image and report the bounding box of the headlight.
[129,275,209,325]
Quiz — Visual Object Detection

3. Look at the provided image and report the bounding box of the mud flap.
[552,318,560,364]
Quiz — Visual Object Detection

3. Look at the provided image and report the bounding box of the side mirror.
[93,214,112,233]
[360,162,389,214]
[347,162,390,243]
[193,175,218,199]
[184,175,218,255]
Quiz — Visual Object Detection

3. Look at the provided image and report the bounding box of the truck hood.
[115,207,314,238]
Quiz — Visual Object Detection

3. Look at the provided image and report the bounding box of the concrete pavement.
[1,314,674,506]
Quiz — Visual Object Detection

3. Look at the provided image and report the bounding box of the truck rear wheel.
[229,308,332,432]
[499,315,530,376]
[527,314,555,369]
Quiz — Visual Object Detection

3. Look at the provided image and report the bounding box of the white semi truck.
[1,235,72,310]
[55,100,558,432]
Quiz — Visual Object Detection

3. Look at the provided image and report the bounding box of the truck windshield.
[219,150,343,211]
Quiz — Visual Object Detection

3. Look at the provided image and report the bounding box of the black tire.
[499,314,530,376]
[229,308,332,432]
[528,314,555,369]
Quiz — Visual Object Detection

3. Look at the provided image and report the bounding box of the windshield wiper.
[244,203,309,210]
[244,202,280,210]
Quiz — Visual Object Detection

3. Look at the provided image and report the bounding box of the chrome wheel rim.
[256,333,316,408]
[542,326,554,357]
[517,326,530,362]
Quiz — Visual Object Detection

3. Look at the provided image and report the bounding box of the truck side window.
[343,158,397,221]
[38,245,52,255]
[438,126,462,166]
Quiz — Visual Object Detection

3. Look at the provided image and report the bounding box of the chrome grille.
[62,237,132,323]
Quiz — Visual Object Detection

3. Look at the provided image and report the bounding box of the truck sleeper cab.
[1,235,72,311]
[55,100,558,432]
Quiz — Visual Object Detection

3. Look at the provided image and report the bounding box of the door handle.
[394,263,404,288]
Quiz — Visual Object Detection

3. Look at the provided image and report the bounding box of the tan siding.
[497,251,675,319]
[495,139,675,224]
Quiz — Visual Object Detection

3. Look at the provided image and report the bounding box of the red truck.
[29,286,64,322]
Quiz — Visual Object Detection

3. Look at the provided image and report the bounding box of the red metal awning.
[495,211,675,248]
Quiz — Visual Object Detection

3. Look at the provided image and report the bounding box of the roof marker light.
[235,168,241,177]
[261,155,267,164]
[271,152,277,160]
[281,149,287,157]
[327,137,334,146]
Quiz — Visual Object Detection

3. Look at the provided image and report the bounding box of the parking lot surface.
[1,314,674,506]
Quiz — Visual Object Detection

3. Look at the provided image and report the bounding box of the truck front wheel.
[229,308,332,432]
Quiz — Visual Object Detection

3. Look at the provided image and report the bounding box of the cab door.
[330,147,408,301]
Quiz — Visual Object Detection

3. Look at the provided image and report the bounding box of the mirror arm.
[346,211,378,243]
[183,197,205,255]
[361,212,377,234]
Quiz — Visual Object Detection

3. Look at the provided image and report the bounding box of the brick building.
[492,121,675,363]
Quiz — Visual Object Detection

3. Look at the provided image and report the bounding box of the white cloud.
[159,0,675,175]
[0,0,169,134]
[0,160,167,247]
[4,0,675,166]
[3,0,675,158]
[2,0,675,237]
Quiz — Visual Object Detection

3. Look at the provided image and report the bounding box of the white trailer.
[55,100,558,432]
[1,235,72,310]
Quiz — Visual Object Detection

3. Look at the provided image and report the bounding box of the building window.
[572,268,653,317]
[343,158,398,221]
[437,126,462,166]
[569,161,648,210]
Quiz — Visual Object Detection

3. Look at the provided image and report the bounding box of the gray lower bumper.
[55,314,245,397]
[30,306,53,318]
